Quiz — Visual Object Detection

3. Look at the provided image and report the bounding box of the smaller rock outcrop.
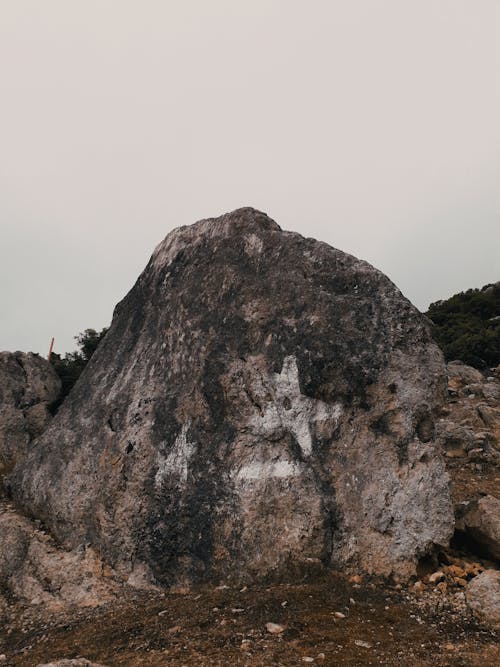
[0,500,119,615]
[437,362,500,467]
[466,569,500,629]
[0,352,61,479]
[446,361,485,392]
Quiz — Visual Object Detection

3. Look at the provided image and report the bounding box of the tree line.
[425,282,499,369]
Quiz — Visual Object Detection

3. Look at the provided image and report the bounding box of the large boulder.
[11,208,453,584]
[0,352,61,478]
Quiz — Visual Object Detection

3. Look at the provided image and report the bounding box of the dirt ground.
[448,460,500,506]
[2,569,498,667]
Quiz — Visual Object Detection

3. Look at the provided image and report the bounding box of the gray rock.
[447,362,484,388]
[462,383,500,403]
[482,383,500,404]
[0,352,61,479]
[476,403,500,429]
[0,500,119,611]
[435,420,476,458]
[466,569,500,629]
[11,208,453,584]
[456,495,500,562]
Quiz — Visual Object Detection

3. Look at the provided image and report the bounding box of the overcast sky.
[1,1,499,355]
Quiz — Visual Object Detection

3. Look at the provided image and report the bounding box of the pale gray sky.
[1,1,499,355]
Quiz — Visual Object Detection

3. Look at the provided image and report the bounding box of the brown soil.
[448,461,500,505]
[2,573,498,667]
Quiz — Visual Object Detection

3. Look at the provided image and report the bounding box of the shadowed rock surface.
[456,495,500,562]
[0,352,61,480]
[11,208,453,585]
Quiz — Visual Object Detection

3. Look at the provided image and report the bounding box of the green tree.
[426,282,500,369]
[50,327,108,402]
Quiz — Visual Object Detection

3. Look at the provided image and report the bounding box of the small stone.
[349,575,362,584]
[302,658,314,663]
[281,600,288,607]
[454,577,467,587]
[240,640,251,652]
[266,622,285,635]
[333,611,346,618]
[239,586,248,592]
[317,654,326,661]
[445,565,467,579]
[437,582,447,594]
[231,608,245,613]
[413,581,425,592]
[0,656,6,663]
[443,643,455,651]
[167,625,181,634]
[429,571,445,584]
[354,640,372,648]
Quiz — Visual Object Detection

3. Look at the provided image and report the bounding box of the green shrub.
[50,327,108,401]
[426,283,500,369]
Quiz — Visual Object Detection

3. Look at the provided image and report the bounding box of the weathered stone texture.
[12,208,453,584]
[0,352,61,478]
[466,569,500,629]
[0,500,119,612]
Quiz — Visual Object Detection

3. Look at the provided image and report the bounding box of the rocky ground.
[0,570,498,666]
[0,361,498,666]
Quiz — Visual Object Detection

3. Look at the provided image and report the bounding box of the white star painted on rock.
[250,355,343,457]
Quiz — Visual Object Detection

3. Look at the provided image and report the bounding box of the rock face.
[0,352,61,479]
[12,208,453,584]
